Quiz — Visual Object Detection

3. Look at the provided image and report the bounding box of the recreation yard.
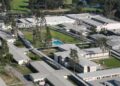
[22,29,81,44]
[93,57,120,69]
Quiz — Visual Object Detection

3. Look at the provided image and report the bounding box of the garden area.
[94,57,120,69]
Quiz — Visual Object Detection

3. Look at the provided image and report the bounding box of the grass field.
[82,7,103,12]
[95,57,120,69]
[23,29,81,44]
[11,0,29,12]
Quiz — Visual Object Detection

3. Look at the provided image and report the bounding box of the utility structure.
[33,10,52,48]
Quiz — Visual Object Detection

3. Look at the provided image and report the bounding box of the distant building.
[66,13,120,32]
[16,16,75,28]
[59,23,90,36]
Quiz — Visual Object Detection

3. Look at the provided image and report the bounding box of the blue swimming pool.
[52,39,63,46]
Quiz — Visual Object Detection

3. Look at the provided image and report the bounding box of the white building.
[8,43,30,65]
[66,13,120,32]
[77,68,120,81]
[54,44,109,73]
[29,61,75,86]
[16,16,75,28]
[59,23,90,36]
[55,44,109,61]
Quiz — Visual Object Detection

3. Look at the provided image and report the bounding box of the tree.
[70,49,79,73]
[4,53,13,64]
[104,0,117,18]
[97,37,108,53]
[0,38,13,65]
[44,27,52,48]
[3,0,11,11]
[33,10,43,48]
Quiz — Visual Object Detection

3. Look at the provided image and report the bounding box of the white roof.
[83,47,104,55]
[79,58,98,67]
[78,68,120,79]
[58,44,79,51]
[103,23,120,31]
[81,19,103,27]
[62,23,88,32]
[46,16,75,25]
[66,13,97,20]
[29,61,74,86]
[17,16,75,26]
[30,61,55,73]
[92,15,117,24]
[8,43,30,62]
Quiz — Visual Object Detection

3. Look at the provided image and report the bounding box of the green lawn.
[82,7,103,12]
[23,29,81,44]
[23,31,33,42]
[98,57,120,69]
[51,30,80,43]
[11,0,29,12]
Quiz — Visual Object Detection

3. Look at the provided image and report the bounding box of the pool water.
[52,39,63,46]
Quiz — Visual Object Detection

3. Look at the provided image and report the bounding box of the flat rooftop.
[88,77,120,86]
[79,58,98,67]
[8,43,30,62]
[81,18,103,27]
[66,13,97,20]
[30,61,74,86]
[17,16,75,26]
[77,68,120,79]
[30,61,55,73]
[92,15,118,24]
[61,23,89,32]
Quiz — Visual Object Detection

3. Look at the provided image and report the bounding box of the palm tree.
[70,49,79,74]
